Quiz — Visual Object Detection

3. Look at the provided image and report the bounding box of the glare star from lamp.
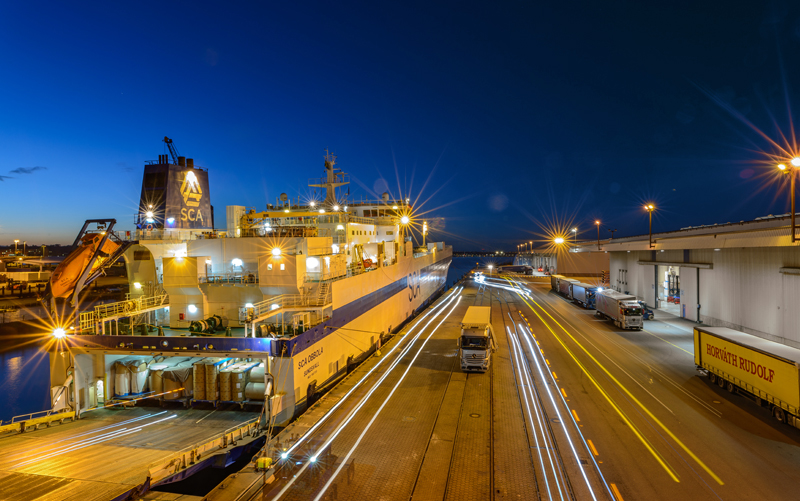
[778,157,800,243]
[644,204,656,248]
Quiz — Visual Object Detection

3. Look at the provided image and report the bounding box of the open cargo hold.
[694,326,800,429]
[113,356,161,396]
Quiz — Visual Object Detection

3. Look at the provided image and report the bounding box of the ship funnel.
[187,158,194,168]
[178,156,186,167]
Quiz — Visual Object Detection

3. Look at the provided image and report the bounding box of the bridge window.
[280,263,285,270]
[267,264,273,271]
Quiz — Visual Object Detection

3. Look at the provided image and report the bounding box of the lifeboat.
[49,233,120,298]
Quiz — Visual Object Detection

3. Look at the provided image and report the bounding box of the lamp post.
[644,204,656,248]
[488,264,493,276]
[571,228,577,244]
[528,241,532,253]
[595,220,601,250]
[23,241,27,256]
[13,240,19,254]
[779,158,800,242]
[422,220,428,247]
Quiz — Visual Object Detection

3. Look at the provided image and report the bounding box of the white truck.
[595,289,643,330]
[458,306,495,372]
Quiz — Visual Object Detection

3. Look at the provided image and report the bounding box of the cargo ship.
[61,139,452,427]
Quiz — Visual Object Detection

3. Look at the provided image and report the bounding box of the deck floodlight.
[52,328,66,339]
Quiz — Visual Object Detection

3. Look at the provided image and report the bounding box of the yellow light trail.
[519,296,680,483]
[510,278,723,486]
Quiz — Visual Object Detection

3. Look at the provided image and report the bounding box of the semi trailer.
[550,274,564,292]
[571,283,600,309]
[558,277,578,298]
[595,289,643,330]
[695,326,800,429]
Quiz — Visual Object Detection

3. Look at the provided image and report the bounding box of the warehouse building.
[571,214,800,349]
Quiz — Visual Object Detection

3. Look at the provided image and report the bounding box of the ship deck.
[0,406,260,501]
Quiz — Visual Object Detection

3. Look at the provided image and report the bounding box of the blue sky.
[2,2,800,249]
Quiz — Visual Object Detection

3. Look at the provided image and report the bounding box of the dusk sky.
[2,2,800,250]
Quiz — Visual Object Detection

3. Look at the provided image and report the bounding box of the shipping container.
[694,326,800,428]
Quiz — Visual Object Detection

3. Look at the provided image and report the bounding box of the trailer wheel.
[717,376,725,388]
[726,381,736,393]
[708,373,716,384]
[773,406,786,424]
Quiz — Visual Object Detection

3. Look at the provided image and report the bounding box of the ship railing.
[201,273,258,284]
[91,294,170,322]
[11,408,67,424]
[303,262,372,284]
[147,417,260,485]
[251,292,332,317]
[308,174,350,186]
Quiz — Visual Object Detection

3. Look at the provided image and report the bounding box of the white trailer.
[595,289,643,330]
[458,306,495,372]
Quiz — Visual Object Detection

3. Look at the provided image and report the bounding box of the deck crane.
[163,136,180,164]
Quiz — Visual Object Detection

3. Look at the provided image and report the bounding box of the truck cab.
[618,300,643,329]
[458,306,495,372]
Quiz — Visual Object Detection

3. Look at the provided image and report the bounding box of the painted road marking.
[587,439,598,456]
[552,371,558,379]
[561,388,568,398]
[572,409,580,422]
[610,483,624,501]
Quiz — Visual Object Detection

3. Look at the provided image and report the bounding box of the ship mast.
[309,150,349,204]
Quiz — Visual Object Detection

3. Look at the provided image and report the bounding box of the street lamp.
[595,220,601,250]
[13,240,19,254]
[644,204,656,248]
[779,158,800,242]
[572,227,577,244]
[529,240,532,253]
[488,264,493,276]
[554,237,565,245]
[422,220,428,246]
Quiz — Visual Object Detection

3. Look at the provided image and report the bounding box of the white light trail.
[311,295,463,501]
[280,287,462,459]
[13,414,177,468]
[518,322,602,501]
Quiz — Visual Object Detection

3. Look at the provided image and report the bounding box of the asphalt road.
[508,277,800,501]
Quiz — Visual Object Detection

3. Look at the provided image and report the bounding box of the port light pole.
[14,239,19,254]
[571,228,577,244]
[644,204,656,248]
[595,220,601,250]
[778,158,800,242]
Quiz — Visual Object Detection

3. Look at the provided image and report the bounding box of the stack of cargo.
[229,364,250,402]
[149,357,190,396]
[245,364,267,401]
[162,360,196,400]
[113,356,158,396]
[114,360,131,396]
[219,366,233,401]
[193,360,206,400]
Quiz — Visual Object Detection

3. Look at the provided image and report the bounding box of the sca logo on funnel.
[181,171,203,207]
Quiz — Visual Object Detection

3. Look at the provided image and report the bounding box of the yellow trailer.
[694,326,800,428]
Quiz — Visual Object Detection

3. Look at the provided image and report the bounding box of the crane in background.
[163,136,180,165]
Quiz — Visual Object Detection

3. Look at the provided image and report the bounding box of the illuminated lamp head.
[231,258,243,267]
[52,328,66,339]
[400,216,410,225]
[188,304,198,314]
[554,237,565,244]
[133,282,142,289]
[271,247,282,257]
[793,157,800,167]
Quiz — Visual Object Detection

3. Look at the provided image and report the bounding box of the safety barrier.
[147,418,260,485]
[0,409,76,434]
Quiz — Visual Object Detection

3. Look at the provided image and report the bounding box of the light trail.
[516,285,723,485]
[13,414,178,468]
[80,388,186,412]
[310,295,463,501]
[508,326,565,500]
[518,321,612,501]
[270,288,463,499]
[279,286,462,459]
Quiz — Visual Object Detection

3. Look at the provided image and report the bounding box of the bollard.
[158,326,165,336]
